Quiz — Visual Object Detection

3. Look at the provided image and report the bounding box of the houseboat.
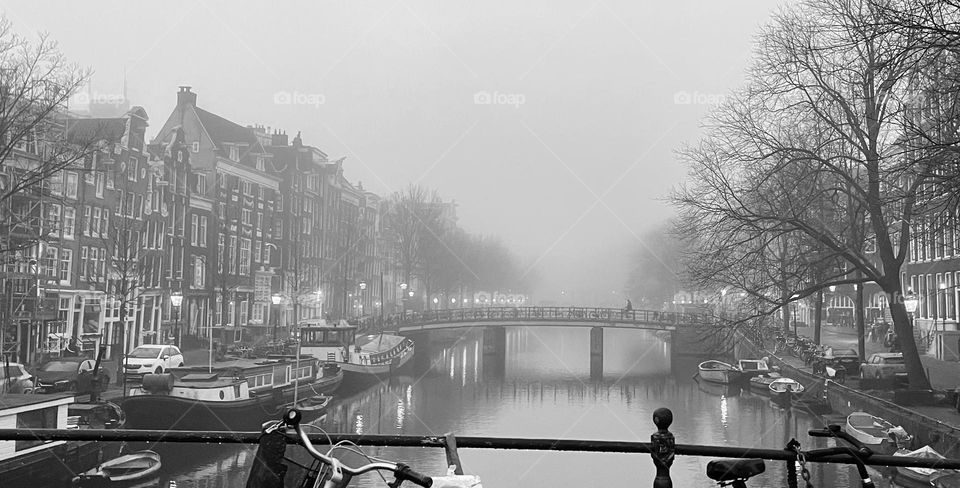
[0,394,121,488]
[298,321,415,383]
[121,355,341,431]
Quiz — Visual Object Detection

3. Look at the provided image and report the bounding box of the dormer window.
[191,141,200,153]
[256,156,265,171]
[230,146,240,161]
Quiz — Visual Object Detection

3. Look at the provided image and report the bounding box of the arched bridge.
[360,307,714,333]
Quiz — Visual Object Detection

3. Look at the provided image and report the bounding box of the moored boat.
[768,378,804,405]
[298,320,415,383]
[697,360,742,384]
[72,450,160,485]
[748,372,781,393]
[121,355,342,431]
[737,358,770,379]
[893,445,960,487]
[0,394,122,488]
[845,411,913,452]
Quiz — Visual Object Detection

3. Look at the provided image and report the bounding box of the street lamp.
[170,291,183,348]
[271,293,282,341]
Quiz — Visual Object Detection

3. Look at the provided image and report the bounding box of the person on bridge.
[625,299,633,312]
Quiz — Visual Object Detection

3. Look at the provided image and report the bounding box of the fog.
[8,0,780,302]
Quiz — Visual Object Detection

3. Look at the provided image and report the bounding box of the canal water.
[139,326,900,488]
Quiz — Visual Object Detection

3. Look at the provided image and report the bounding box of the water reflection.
[154,326,899,487]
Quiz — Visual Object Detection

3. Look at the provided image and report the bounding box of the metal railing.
[358,307,713,331]
[3,406,959,487]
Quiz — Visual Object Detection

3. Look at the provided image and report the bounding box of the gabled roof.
[194,107,263,154]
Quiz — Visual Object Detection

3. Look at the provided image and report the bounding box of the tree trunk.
[814,289,823,344]
[855,277,865,361]
[890,300,931,389]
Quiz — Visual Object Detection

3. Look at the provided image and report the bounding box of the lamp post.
[170,291,183,349]
[271,293,282,341]
[358,282,367,319]
[400,283,408,316]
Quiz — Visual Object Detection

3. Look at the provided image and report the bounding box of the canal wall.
[736,336,960,458]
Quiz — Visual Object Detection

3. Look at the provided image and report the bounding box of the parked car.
[33,356,112,393]
[0,362,34,394]
[859,352,907,380]
[123,345,184,378]
[821,347,861,372]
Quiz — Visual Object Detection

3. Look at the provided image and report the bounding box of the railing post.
[651,407,675,488]
[443,432,464,475]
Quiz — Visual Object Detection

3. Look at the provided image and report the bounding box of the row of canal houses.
[1,86,408,363]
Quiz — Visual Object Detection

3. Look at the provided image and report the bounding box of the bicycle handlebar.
[282,409,433,488]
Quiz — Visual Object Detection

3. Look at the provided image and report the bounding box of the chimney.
[177,86,197,106]
[271,130,288,146]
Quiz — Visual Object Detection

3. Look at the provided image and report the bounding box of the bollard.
[651,407,675,488]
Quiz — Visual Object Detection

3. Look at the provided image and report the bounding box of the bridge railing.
[358,307,714,331]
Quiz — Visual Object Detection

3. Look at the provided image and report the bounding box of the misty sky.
[4,1,779,303]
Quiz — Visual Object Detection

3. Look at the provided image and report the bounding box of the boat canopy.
[356,334,405,352]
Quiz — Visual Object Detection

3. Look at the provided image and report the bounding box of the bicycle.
[267,409,435,488]
[705,424,878,487]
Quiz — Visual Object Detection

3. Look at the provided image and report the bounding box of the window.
[252,303,264,323]
[275,220,282,239]
[242,209,252,226]
[98,248,107,281]
[193,256,205,288]
[79,246,88,280]
[229,236,237,273]
[192,141,199,153]
[45,203,62,233]
[242,180,253,196]
[106,171,114,189]
[135,195,144,219]
[196,174,206,195]
[63,207,75,239]
[256,212,263,231]
[239,299,248,325]
[218,203,226,220]
[60,248,72,282]
[101,211,109,237]
[199,216,208,247]
[239,238,251,275]
[16,407,57,451]
[256,156,265,171]
[277,195,283,211]
[92,207,102,237]
[128,158,138,182]
[95,173,104,198]
[263,244,271,264]
[253,240,261,263]
[41,246,58,278]
[218,235,225,273]
[65,172,79,199]
[230,146,240,161]
[191,215,199,246]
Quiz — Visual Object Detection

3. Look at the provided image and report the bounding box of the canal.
[144,326,899,487]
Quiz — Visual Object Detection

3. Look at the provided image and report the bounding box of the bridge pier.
[590,326,603,380]
[482,326,506,380]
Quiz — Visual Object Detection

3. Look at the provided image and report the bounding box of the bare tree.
[674,0,938,388]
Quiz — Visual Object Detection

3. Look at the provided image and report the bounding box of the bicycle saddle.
[706,459,766,481]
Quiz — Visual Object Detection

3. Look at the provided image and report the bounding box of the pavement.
[785,324,960,428]
[794,324,959,390]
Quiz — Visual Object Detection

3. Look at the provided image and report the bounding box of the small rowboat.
[893,445,960,487]
[748,373,781,392]
[768,378,804,403]
[737,358,770,379]
[73,450,161,484]
[698,360,742,384]
[846,412,913,452]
